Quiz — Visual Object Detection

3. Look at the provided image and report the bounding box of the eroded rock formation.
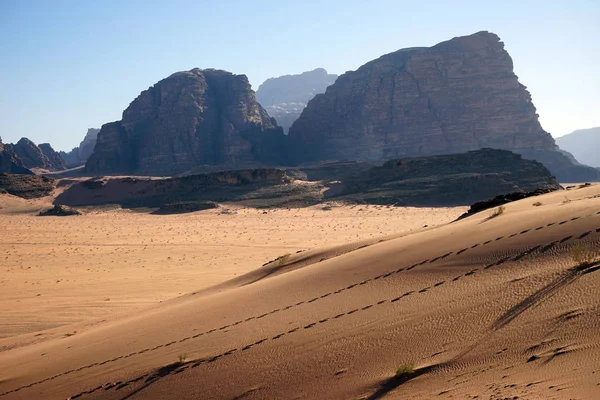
[288,31,598,182]
[39,143,67,170]
[60,128,100,167]
[0,137,32,174]
[86,69,286,175]
[333,149,561,206]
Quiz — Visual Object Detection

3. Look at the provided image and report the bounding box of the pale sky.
[1,0,598,151]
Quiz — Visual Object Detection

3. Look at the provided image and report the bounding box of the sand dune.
[1,186,599,399]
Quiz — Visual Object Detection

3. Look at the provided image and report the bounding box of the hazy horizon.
[1,0,598,151]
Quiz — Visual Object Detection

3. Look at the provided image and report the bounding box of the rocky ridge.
[86,69,286,176]
[256,68,338,133]
[556,127,600,169]
[288,31,598,182]
[0,137,32,174]
[39,143,67,170]
[333,149,561,206]
[60,128,100,167]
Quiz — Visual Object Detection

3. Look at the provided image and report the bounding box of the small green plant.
[489,205,505,218]
[532,201,543,207]
[570,243,598,267]
[395,364,415,378]
[273,253,291,267]
[177,353,187,363]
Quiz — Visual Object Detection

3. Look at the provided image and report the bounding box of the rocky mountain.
[0,136,32,174]
[39,143,67,170]
[12,138,52,170]
[256,68,338,133]
[333,149,560,206]
[555,127,600,168]
[86,68,286,176]
[9,138,66,171]
[60,128,100,167]
[288,31,599,182]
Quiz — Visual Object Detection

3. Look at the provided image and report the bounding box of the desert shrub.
[570,243,598,266]
[178,353,187,363]
[395,364,415,378]
[532,201,542,207]
[273,253,291,267]
[489,205,505,218]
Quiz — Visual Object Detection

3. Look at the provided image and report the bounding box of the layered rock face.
[556,127,600,168]
[256,68,338,133]
[39,143,67,170]
[9,138,66,171]
[86,69,286,176]
[0,173,55,198]
[335,149,560,206]
[0,136,32,174]
[60,128,100,167]
[288,31,599,182]
[12,138,51,170]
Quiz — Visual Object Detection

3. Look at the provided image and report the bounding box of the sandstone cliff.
[39,143,67,170]
[288,31,598,182]
[60,128,100,167]
[0,137,32,174]
[256,68,338,133]
[86,69,286,176]
[12,138,52,170]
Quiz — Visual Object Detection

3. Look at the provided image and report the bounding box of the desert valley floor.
[1,185,599,399]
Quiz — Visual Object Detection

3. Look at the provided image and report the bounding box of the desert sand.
[0,185,599,399]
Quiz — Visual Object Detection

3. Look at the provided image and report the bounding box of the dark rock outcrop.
[0,137,32,174]
[86,69,286,176]
[331,149,561,206]
[256,68,338,133]
[152,201,219,215]
[39,205,81,216]
[56,168,294,208]
[288,31,599,183]
[0,173,55,198]
[12,138,51,170]
[556,127,600,169]
[60,128,100,167]
[39,143,67,170]
[457,188,556,220]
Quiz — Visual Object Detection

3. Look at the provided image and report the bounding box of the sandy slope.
[0,186,599,399]
[0,197,460,343]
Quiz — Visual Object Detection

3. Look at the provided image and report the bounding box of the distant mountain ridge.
[556,127,600,168]
[60,128,100,168]
[256,68,338,133]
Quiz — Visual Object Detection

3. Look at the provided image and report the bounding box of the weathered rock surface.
[12,138,51,170]
[60,128,100,167]
[0,173,55,198]
[39,143,67,170]
[0,137,32,174]
[256,68,338,133]
[331,149,561,206]
[288,31,599,182]
[556,127,600,169]
[86,69,286,176]
[56,168,295,208]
